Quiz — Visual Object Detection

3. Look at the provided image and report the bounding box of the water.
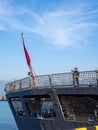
[0,101,18,130]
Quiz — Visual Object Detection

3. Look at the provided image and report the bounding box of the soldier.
[72,67,79,87]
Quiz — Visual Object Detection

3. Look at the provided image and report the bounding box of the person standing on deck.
[72,67,79,87]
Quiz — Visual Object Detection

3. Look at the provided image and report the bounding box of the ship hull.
[6,87,98,130]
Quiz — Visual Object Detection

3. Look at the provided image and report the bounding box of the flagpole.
[21,33,24,45]
[21,33,35,87]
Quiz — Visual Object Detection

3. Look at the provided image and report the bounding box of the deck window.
[59,95,98,122]
[24,95,56,118]
[10,98,25,116]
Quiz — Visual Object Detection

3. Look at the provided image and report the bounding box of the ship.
[5,70,98,130]
[5,34,98,130]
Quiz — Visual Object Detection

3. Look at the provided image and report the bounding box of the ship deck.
[5,70,98,130]
[5,70,98,93]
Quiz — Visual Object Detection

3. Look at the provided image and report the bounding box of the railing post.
[49,75,52,88]
[96,70,98,87]
[29,77,35,88]
[19,80,22,90]
[13,81,16,91]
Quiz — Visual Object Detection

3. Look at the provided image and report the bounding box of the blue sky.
[0,0,98,81]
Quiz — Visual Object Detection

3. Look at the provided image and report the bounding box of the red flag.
[21,33,35,80]
[23,42,31,66]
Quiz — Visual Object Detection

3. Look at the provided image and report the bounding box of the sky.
[0,0,98,82]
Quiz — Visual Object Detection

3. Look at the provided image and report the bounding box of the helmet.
[74,67,78,70]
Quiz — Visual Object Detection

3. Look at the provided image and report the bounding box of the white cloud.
[0,0,98,48]
[30,8,98,47]
[0,25,6,30]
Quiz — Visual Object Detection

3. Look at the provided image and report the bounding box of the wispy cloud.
[0,25,6,30]
[30,7,98,47]
[0,0,98,47]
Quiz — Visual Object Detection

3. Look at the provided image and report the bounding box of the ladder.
[49,77,64,120]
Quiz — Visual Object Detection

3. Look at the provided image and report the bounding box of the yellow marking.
[76,128,87,130]
[96,126,98,130]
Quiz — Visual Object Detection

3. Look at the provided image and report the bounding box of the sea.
[0,101,18,130]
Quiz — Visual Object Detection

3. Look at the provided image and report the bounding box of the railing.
[5,70,98,93]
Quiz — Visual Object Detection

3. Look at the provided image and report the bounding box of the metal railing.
[5,70,98,93]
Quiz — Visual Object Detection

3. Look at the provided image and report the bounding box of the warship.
[5,70,98,130]
[5,34,98,130]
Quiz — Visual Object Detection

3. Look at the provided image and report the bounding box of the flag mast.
[21,33,35,81]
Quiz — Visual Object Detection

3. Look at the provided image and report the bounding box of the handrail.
[5,70,98,93]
